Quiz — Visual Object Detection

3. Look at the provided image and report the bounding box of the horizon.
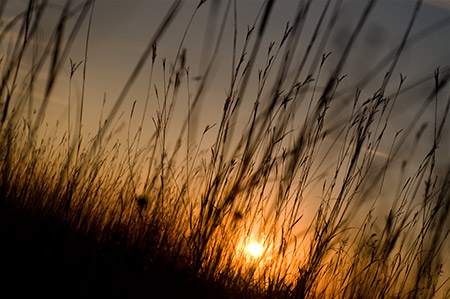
[1,1,450,297]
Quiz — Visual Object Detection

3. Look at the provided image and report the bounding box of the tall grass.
[1,0,449,298]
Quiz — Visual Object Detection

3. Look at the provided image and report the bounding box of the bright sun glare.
[246,242,263,258]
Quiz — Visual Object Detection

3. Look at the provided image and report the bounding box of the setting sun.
[2,0,449,298]
[246,242,263,258]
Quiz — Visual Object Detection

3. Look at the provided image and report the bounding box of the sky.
[2,0,450,290]
[2,0,449,177]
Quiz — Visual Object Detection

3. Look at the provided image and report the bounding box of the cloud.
[424,0,450,10]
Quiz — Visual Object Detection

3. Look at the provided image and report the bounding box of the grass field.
[1,0,450,298]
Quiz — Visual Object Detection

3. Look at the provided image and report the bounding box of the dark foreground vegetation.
[1,0,450,298]
[0,199,245,298]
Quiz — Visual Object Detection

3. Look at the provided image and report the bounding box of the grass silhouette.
[1,0,449,298]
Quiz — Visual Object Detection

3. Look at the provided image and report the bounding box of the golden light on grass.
[246,241,263,258]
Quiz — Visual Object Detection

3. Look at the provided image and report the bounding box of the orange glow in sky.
[246,241,264,258]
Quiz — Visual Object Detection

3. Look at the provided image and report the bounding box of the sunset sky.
[3,0,449,162]
[2,2,450,297]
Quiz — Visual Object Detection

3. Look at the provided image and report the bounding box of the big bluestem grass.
[1,0,449,298]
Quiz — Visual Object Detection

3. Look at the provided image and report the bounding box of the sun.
[246,241,263,258]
